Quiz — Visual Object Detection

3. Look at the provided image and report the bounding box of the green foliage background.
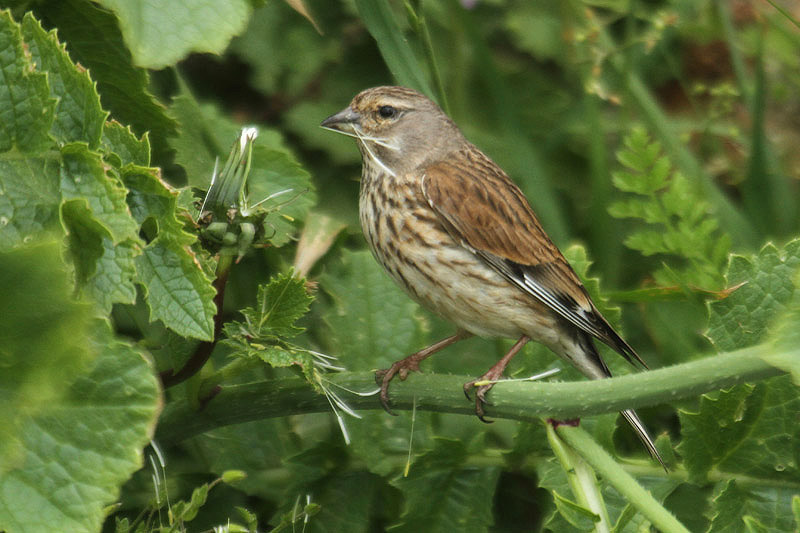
[0,1,799,532]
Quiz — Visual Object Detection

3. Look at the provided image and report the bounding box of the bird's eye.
[378,105,397,119]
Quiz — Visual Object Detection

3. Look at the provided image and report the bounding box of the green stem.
[548,423,612,533]
[555,424,690,533]
[155,342,787,444]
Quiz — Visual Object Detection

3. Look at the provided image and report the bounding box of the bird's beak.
[320,106,361,133]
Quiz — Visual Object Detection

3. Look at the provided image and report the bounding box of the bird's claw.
[375,358,421,415]
[464,379,495,423]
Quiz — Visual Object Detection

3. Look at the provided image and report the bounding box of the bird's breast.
[358,169,543,339]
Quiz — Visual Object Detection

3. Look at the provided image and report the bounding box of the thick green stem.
[547,423,612,533]
[555,424,690,533]
[155,342,787,444]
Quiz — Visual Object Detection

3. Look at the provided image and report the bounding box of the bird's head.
[321,86,464,176]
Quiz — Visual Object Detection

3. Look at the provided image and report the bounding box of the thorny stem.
[155,341,788,443]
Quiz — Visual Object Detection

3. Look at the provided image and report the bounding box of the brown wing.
[421,146,646,367]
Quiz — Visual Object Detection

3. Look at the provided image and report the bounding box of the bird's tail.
[566,331,667,470]
[620,408,667,471]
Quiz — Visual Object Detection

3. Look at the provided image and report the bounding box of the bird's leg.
[376,330,473,415]
[464,335,530,422]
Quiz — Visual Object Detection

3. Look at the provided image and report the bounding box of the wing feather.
[422,147,646,368]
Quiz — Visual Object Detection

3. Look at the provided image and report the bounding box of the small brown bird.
[321,86,664,467]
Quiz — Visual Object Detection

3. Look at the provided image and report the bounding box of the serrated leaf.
[42,0,177,156]
[0,157,61,249]
[101,121,150,167]
[118,163,215,338]
[319,248,435,476]
[98,0,251,69]
[707,481,797,533]
[120,164,182,228]
[0,243,160,533]
[706,240,800,352]
[563,244,621,325]
[611,128,729,289]
[21,12,106,148]
[678,376,799,484]
[86,236,138,312]
[389,439,500,533]
[135,236,216,341]
[0,10,55,153]
[242,272,314,339]
[60,143,139,243]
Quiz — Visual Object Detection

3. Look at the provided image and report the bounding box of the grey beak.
[320,107,361,131]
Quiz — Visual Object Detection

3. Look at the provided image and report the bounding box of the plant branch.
[555,424,690,533]
[155,342,788,444]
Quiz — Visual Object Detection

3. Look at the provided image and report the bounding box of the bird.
[321,85,665,467]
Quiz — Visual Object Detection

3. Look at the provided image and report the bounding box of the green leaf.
[21,12,106,148]
[0,243,160,533]
[563,244,620,325]
[248,146,317,247]
[610,128,729,289]
[677,376,799,484]
[354,0,434,97]
[0,10,56,153]
[389,439,500,533]
[320,249,426,372]
[504,3,564,61]
[85,235,139,312]
[168,91,239,188]
[706,240,800,352]
[41,0,177,155]
[273,471,380,533]
[61,199,110,285]
[0,241,96,474]
[60,143,140,243]
[118,164,217,339]
[707,481,797,533]
[135,235,216,341]
[241,272,313,339]
[0,157,61,249]
[551,491,600,530]
[101,120,150,167]
[169,483,210,524]
[97,0,252,69]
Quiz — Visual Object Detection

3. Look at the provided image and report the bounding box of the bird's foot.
[375,355,423,415]
[463,335,531,423]
[463,371,504,423]
[375,332,472,415]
